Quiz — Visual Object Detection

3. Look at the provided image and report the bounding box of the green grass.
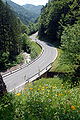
[30,41,42,59]
[0,77,80,120]
[50,49,74,73]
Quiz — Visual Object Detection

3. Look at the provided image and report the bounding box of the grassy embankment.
[50,49,74,73]
[0,77,80,120]
[30,41,42,59]
[9,37,42,67]
[0,45,80,120]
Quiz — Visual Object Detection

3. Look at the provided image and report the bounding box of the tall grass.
[30,41,42,59]
[0,78,80,120]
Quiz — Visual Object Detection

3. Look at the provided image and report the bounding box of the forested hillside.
[0,0,22,70]
[3,0,42,25]
[23,4,42,19]
[2,0,41,34]
[39,0,80,41]
[0,0,41,71]
[38,0,80,85]
[0,0,80,119]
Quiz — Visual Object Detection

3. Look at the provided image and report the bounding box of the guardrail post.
[24,75,26,81]
[38,66,40,77]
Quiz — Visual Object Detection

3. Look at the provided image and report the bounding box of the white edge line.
[8,49,58,92]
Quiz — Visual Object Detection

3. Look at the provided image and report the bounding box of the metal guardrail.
[1,37,58,92]
[9,63,52,92]
[2,40,44,78]
[26,63,52,82]
[8,47,57,92]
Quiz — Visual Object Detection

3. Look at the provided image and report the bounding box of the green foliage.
[38,0,80,43]
[0,0,39,71]
[3,0,42,25]
[0,78,80,120]
[0,52,9,70]
[61,24,80,65]
[20,33,31,53]
[16,54,24,64]
[38,0,69,41]
[20,33,41,59]
[23,4,42,18]
[0,93,15,120]
[21,22,29,34]
[50,49,73,73]
[38,0,80,85]
[0,0,23,70]
[30,41,42,59]
[28,22,39,35]
[61,23,80,85]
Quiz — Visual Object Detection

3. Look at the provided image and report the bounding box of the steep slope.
[0,0,23,70]
[23,4,42,18]
[3,0,40,25]
[38,0,80,85]
[38,0,80,42]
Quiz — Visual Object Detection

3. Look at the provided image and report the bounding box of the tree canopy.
[38,0,80,42]
[0,0,29,70]
[38,0,80,84]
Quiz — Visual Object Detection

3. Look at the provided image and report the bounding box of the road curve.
[3,33,58,92]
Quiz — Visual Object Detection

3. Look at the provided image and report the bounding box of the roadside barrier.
[2,39,44,78]
[9,63,52,92]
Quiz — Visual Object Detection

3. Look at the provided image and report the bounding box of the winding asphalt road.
[3,33,58,92]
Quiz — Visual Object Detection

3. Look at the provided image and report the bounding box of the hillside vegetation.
[0,78,80,120]
[0,0,80,119]
[38,0,80,85]
[3,0,42,25]
[3,0,41,35]
[0,0,41,71]
[39,0,80,41]
[23,4,42,20]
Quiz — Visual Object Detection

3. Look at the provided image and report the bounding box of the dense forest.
[23,4,42,20]
[0,0,80,120]
[0,0,41,71]
[2,0,40,35]
[0,0,22,70]
[0,0,80,90]
[3,0,42,25]
[38,0,80,85]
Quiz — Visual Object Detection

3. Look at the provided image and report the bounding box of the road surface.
[3,33,58,92]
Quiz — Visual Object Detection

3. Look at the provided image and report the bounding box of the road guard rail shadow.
[9,63,52,92]
[1,40,44,78]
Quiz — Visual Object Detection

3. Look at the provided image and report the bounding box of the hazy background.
[11,0,48,5]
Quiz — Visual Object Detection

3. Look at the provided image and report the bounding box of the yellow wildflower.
[16,93,21,96]
[71,105,76,110]
[67,90,70,93]
[42,87,45,89]
[29,88,33,90]
[42,89,44,91]
[57,93,63,96]
[38,88,40,91]
[46,86,48,89]
[24,88,27,90]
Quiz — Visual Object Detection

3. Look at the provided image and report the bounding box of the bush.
[61,23,80,85]
[0,78,80,120]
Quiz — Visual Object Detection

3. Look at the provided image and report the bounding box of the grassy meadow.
[0,77,80,120]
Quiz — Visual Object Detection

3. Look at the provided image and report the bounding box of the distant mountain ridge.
[2,0,42,25]
[23,4,43,17]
